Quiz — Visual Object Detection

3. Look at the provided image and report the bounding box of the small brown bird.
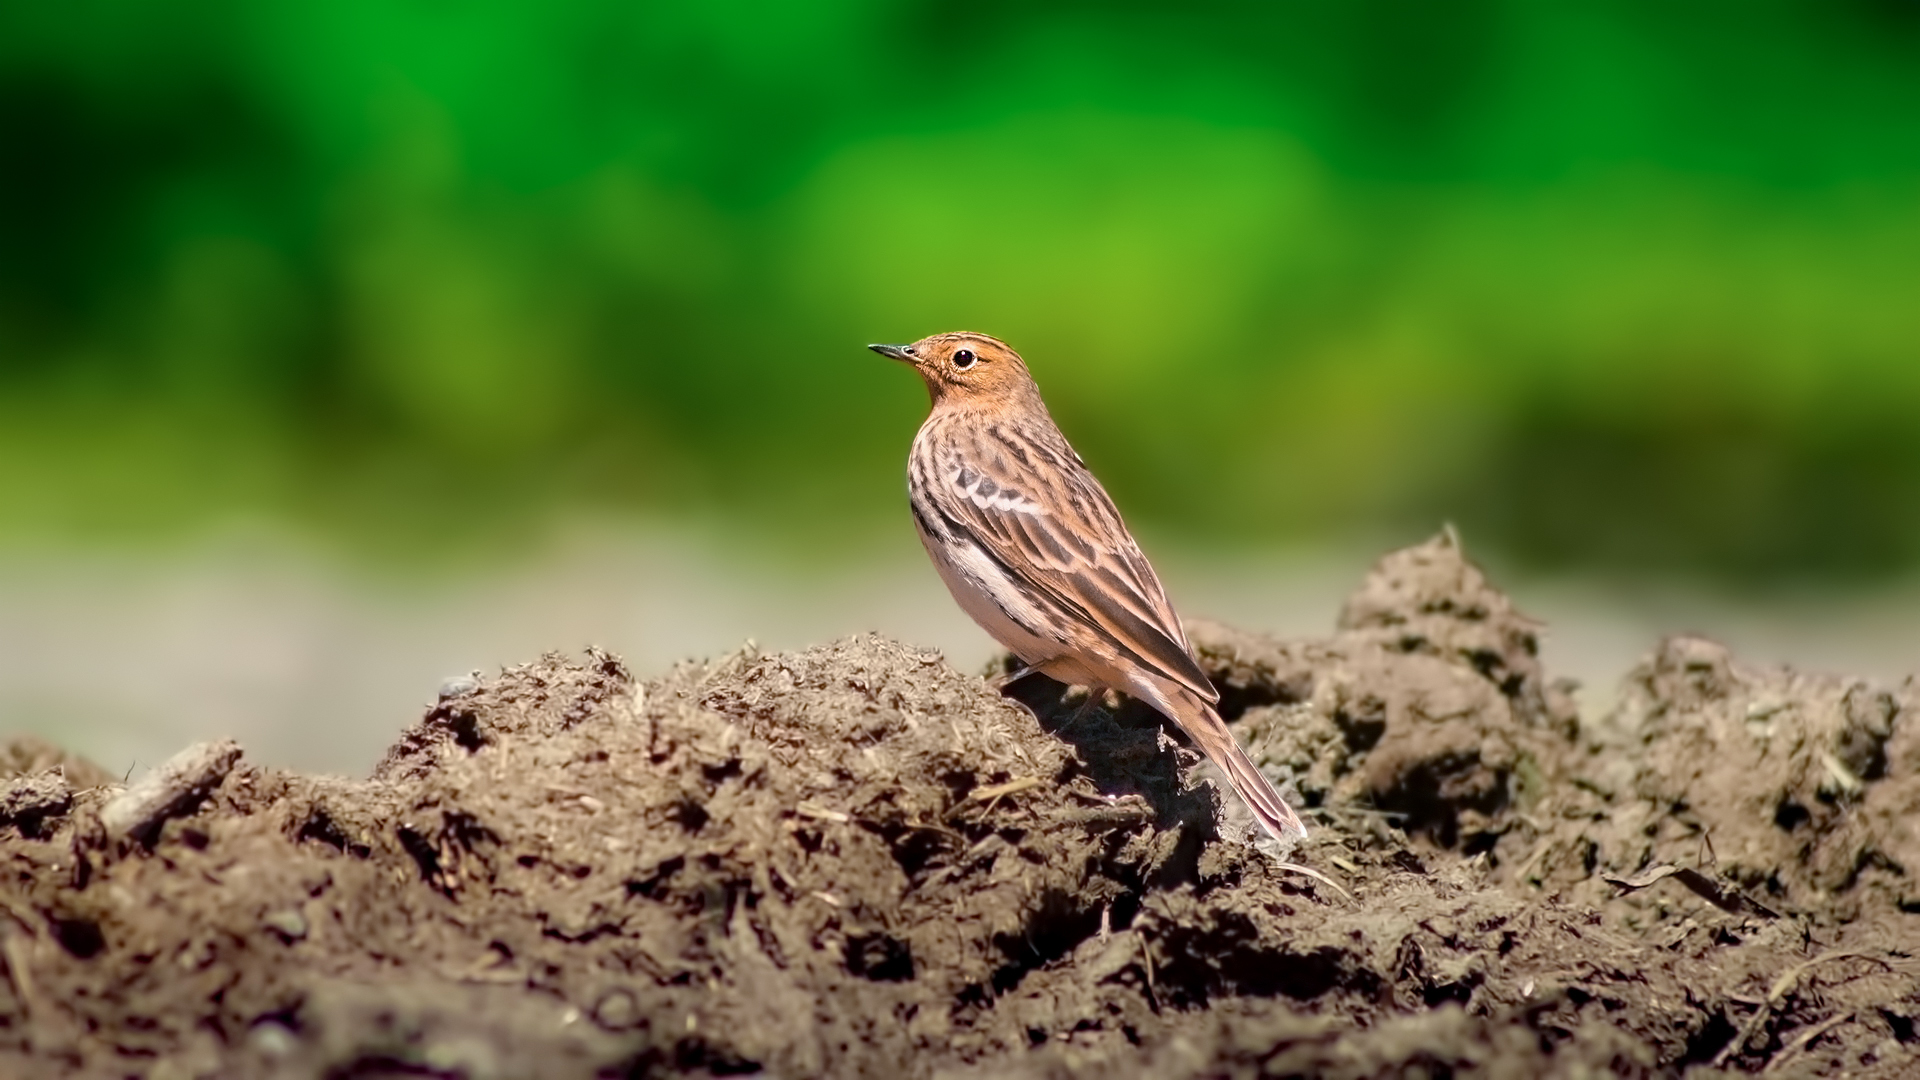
[871,331,1308,846]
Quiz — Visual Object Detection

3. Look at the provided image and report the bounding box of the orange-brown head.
[868,331,1043,410]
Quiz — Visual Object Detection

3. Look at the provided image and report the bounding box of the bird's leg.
[989,663,1038,691]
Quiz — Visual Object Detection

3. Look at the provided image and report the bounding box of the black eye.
[952,349,976,369]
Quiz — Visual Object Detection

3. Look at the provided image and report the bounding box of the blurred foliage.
[2,0,1918,578]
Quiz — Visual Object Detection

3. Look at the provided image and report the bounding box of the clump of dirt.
[1522,632,1920,923]
[2,533,1917,1079]
[1184,530,1579,849]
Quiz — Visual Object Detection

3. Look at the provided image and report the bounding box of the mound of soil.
[2,533,1917,1078]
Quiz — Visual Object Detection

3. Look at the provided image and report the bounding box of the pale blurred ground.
[3,519,1916,779]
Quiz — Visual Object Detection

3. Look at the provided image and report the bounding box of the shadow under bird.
[870,331,1308,848]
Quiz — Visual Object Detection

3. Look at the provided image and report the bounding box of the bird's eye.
[952,349,977,369]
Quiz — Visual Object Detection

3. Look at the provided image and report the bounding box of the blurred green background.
[4,0,1920,580]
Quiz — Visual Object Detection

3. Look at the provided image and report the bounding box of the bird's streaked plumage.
[871,331,1308,846]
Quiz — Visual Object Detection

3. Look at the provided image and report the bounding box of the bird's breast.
[909,491,1063,667]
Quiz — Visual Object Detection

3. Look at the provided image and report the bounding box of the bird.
[870,331,1308,847]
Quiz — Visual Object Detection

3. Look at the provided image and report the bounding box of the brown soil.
[2,533,1917,1079]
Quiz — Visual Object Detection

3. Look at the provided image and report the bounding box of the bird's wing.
[917,419,1219,705]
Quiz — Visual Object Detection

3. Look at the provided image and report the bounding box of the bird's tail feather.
[1157,683,1308,845]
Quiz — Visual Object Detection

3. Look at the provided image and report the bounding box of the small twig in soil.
[1138,932,1158,1011]
[1714,1000,1773,1068]
[969,776,1042,802]
[1763,1011,1854,1074]
[1767,951,1893,1002]
[1313,804,1408,820]
[793,800,850,824]
[1272,861,1354,904]
[961,776,1042,820]
[98,740,242,846]
[1325,855,1361,875]
[1712,950,1893,1067]
[1513,837,1554,884]
[1603,864,1778,919]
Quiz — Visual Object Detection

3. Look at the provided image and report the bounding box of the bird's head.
[868,331,1037,407]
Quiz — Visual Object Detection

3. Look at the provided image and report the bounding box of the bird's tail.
[1153,681,1308,846]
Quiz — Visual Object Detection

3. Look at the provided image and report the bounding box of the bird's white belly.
[916,525,1063,668]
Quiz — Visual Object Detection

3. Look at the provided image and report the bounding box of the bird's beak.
[868,343,914,362]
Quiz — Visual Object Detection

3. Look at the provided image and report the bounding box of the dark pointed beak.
[868,343,914,362]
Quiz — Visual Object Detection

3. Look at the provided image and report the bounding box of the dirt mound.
[2,534,1917,1078]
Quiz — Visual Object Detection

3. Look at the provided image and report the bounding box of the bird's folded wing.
[927,438,1219,705]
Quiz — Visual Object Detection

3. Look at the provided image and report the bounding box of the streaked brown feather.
[912,411,1219,704]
